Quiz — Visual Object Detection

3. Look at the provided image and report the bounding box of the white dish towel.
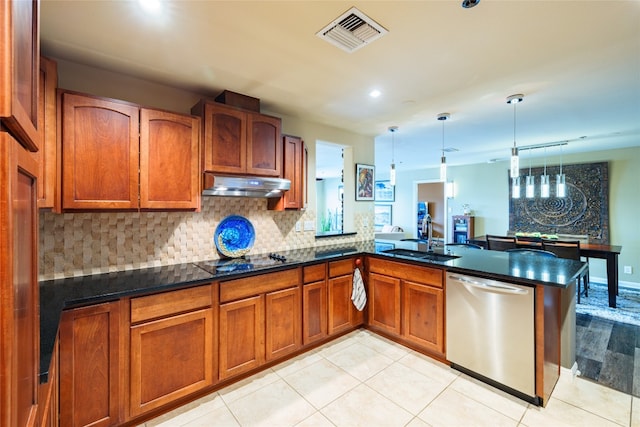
[351,268,367,311]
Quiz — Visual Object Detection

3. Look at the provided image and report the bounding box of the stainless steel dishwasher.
[446,274,537,404]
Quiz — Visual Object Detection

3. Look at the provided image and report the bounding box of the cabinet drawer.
[220,268,300,303]
[368,258,443,288]
[131,285,213,324]
[304,263,326,283]
[329,258,354,278]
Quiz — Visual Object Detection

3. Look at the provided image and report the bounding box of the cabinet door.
[328,275,354,335]
[0,0,40,151]
[130,309,213,417]
[34,56,58,209]
[139,109,200,210]
[268,135,304,211]
[219,295,264,380]
[202,103,246,174]
[60,92,139,210]
[265,287,301,361]
[303,280,328,345]
[246,113,281,176]
[368,273,401,336]
[59,301,122,427]
[402,281,444,356]
[0,134,40,427]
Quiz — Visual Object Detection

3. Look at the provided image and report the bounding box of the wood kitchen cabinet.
[59,301,123,427]
[0,134,40,427]
[368,273,401,335]
[268,135,306,211]
[59,90,200,211]
[34,56,58,209]
[0,0,41,152]
[367,258,445,358]
[328,258,364,336]
[302,264,328,345]
[219,268,300,380]
[129,285,215,418]
[38,336,59,427]
[191,100,282,177]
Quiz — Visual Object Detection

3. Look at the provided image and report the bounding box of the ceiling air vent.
[317,7,388,53]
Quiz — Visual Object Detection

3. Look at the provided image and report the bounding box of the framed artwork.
[375,180,395,202]
[374,204,392,228]
[355,163,375,201]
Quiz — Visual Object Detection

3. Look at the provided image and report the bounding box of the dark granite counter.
[38,239,587,382]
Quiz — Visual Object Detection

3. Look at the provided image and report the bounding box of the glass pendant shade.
[511,176,521,199]
[540,175,550,198]
[510,147,519,178]
[556,174,566,197]
[389,163,396,186]
[525,175,535,198]
[440,156,447,181]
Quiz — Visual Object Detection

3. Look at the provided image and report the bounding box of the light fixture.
[445,181,455,199]
[507,94,523,178]
[556,145,566,197]
[438,113,450,182]
[525,149,534,198]
[512,176,521,199]
[541,147,550,198]
[388,126,398,186]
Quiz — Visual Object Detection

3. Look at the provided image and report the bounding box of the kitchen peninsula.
[39,241,586,426]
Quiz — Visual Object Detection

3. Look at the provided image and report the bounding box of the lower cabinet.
[129,285,216,418]
[59,301,122,427]
[37,335,59,427]
[302,263,328,345]
[219,268,301,380]
[367,258,445,358]
[328,258,364,335]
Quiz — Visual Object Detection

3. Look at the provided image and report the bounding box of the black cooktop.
[194,253,295,274]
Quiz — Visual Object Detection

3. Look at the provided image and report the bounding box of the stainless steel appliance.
[446,274,537,404]
[202,174,290,198]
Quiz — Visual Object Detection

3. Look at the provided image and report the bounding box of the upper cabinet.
[0,0,41,151]
[191,100,282,177]
[268,135,307,211]
[60,90,200,212]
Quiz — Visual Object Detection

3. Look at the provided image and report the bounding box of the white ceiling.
[40,1,640,178]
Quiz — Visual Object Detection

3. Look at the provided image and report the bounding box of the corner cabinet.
[191,100,282,177]
[268,135,307,211]
[328,258,364,335]
[367,258,445,358]
[59,90,200,211]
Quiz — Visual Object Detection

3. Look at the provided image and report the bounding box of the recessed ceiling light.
[369,89,381,98]
[139,0,163,14]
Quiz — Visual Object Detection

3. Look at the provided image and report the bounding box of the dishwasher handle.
[448,275,529,295]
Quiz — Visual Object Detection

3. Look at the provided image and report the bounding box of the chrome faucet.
[421,214,433,251]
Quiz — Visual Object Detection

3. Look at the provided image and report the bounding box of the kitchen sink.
[381,248,459,262]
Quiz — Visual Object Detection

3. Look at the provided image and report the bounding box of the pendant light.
[388,126,398,186]
[525,148,535,198]
[507,94,523,178]
[541,147,550,198]
[556,145,566,197]
[438,113,450,182]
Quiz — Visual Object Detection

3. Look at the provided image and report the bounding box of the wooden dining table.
[470,236,623,308]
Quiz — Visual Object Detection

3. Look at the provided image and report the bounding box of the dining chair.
[505,248,557,258]
[542,239,589,302]
[515,235,543,248]
[485,235,517,251]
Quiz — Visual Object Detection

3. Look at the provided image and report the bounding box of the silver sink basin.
[382,248,459,262]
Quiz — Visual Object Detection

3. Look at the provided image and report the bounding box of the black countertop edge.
[38,240,587,383]
[315,231,358,239]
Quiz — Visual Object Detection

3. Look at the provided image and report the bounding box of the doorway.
[414,181,448,243]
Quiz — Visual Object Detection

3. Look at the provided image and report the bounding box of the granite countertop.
[38,239,587,382]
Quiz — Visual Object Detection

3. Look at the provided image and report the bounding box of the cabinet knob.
[355,258,361,266]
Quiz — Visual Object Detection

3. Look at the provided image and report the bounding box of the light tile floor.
[141,330,640,427]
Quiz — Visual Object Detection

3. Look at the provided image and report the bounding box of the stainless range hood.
[202,174,290,198]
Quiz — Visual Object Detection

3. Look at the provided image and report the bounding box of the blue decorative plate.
[214,215,255,258]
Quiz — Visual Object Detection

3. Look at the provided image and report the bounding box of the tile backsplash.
[39,197,374,280]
